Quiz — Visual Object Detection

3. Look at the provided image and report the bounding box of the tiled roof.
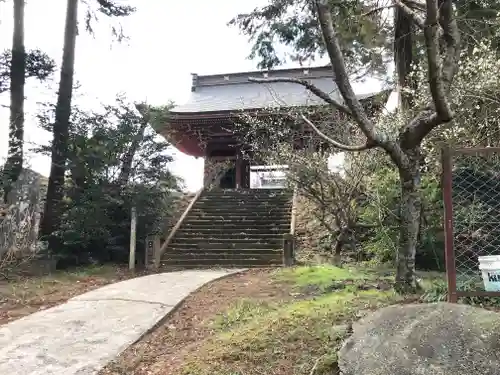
[171,66,378,114]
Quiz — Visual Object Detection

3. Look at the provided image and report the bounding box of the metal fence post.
[442,146,458,302]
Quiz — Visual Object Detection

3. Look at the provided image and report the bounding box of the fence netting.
[451,149,500,291]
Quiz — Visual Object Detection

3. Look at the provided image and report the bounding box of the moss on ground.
[275,264,369,290]
[179,265,404,375]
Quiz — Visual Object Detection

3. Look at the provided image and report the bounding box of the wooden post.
[145,234,160,270]
[235,151,242,189]
[282,233,295,267]
[129,207,137,271]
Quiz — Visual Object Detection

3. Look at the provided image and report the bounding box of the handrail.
[290,187,298,236]
[154,161,231,268]
[283,186,299,267]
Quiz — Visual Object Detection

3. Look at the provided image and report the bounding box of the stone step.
[160,258,283,267]
[160,263,281,270]
[192,204,291,215]
[170,233,284,240]
[197,197,290,202]
[203,189,288,196]
[189,208,290,214]
[198,200,290,205]
[193,205,291,211]
[163,188,291,268]
[185,213,290,219]
[185,217,289,223]
[182,218,290,224]
[169,242,282,250]
[198,194,290,199]
[170,237,283,245]
[180,223,290,230]
[200,192,290,197]
[180,225,289,231]
[187,214,290,220]
[198,197,290,202]
[163,251,282,259]
[176,228,288,235]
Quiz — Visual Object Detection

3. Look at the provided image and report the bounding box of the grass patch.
[180,286,402,375]
[209,299,278,332]
[178,265,438,375]
[275,264,385,294]
[276,265,366,289]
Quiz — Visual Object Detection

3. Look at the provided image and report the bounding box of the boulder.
[338,302,500,375]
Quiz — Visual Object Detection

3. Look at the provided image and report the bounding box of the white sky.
[0,0,391,192]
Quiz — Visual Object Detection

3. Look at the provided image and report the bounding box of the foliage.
[83,0,136,41]
[228,0,391,78]
[232,0,464,293]
[357,161,444,270]
[421,278,500,308]
[455,0,500,53]
[0,49,56,94]
[230,0,500,75]
[396,43,500,167]
[35,97,179,266]
[419,279,448,302]
[236,108,372,260]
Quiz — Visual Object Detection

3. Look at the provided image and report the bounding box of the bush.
[36,97,181,268]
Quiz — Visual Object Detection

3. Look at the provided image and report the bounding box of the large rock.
[338,302,500,375]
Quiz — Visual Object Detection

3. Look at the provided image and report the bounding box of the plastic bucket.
[478,255,500,291]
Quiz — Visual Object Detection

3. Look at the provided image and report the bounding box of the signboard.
[250,165,287,189]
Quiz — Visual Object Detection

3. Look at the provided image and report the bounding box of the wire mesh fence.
[443,147,500,301]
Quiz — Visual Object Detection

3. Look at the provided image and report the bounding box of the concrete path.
[0,269,243,375]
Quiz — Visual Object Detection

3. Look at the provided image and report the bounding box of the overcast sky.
[0,0,390,191]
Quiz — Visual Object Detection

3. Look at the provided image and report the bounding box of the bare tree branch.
[438,0,461,91]
[424,0,451,120]
[300,114,375,152]
[314,0,379,145]
[401,0,460,147]
[362,4,396,17]
[364,0,425,18]
[248,76,352,116]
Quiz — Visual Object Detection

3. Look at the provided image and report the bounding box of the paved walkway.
[0,269,243,375]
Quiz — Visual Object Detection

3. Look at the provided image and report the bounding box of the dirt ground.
[0,265,143,325]
[100,269,293,375]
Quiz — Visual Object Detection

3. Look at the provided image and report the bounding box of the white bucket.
[478,255,500,291]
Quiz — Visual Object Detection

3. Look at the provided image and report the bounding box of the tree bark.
[40,0,79,251]
[332,231,343,266]
[395,148,422,293]
[2,0,26,204]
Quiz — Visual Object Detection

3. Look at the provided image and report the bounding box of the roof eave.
[167,90,388,120]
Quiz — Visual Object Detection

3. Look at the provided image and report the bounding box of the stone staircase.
[160,189,292,268]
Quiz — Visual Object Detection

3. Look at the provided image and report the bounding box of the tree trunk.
[40,0,79,252]
[395,149,421,293]
[2,0,26,204]
[332,232,343,266]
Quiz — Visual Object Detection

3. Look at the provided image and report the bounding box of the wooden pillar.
[235,153,242,189]
[242,159,250,188]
